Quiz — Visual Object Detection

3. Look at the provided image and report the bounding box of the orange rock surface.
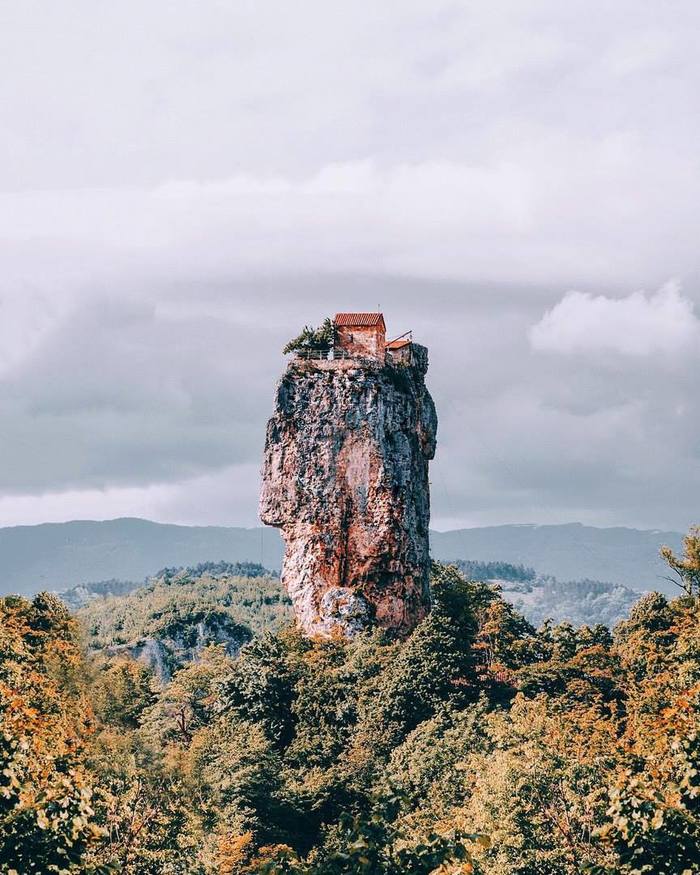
[260,347,437,638]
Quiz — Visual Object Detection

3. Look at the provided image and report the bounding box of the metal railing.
[296,349,330,360]
[296,348,354,361]
[294,348,412,364]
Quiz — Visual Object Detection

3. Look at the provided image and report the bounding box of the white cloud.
[0,142,698,292]
[529,281,700,356]
[1,4,700,292]
[0,464,261,528]
[602,30,675,77]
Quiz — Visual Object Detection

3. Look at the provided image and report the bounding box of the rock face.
[260,344,437,638]
[103,613,253,683]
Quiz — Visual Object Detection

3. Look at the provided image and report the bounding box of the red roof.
[334,312,386,329]
[386,338,411,350]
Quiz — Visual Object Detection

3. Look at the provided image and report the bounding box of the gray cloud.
[0,2,699,533]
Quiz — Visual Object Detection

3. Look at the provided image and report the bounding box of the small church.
[332,312,413,364]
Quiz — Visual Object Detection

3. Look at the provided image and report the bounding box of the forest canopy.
[1,531,699,874]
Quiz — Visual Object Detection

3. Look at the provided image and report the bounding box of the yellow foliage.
[217,830,254,874]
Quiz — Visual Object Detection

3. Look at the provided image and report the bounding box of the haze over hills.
[0,517,684,597]
[430,523,684,593]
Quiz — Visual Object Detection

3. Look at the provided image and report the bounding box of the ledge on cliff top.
[290,357,380,373]
[289,343,428,375]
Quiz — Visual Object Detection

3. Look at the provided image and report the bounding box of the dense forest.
[1,530,699,874]
[79,564,289,647]
[71,560,639,646]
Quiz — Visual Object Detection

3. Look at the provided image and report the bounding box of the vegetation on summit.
[0,532,699,873]
[282,318,335,355]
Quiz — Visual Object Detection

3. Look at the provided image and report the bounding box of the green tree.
[90,658,157,730]
[187,717,291,849]
[142,644,233,745]
[283,318,335,355]
[215,631,304,748]
[369,565,479,741]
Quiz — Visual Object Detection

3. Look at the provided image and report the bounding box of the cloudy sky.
[1,1,699,533]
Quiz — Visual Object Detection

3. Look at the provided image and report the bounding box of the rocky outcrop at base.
[103,612,252,682]
[260,345,437,638]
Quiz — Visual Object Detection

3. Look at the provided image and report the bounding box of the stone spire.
[260,319,437,638]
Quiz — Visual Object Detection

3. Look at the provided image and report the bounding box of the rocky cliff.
[260,344,437,638]
[102,612,253,682]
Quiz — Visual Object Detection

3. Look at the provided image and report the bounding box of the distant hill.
[0,517,684,596]
[440,558,641,627]
[59,561,273,611]
[0,518,284,596]
[430,523,683,593]
[498,576,640,629]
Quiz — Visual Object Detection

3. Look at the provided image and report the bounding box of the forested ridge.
[79,565,290,649]
[1,530,699,874]
[67,558,637,641]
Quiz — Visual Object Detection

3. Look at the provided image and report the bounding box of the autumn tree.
[661,526,700,596]
[0,593,103,873]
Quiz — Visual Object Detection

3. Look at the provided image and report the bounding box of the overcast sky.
[0,1,699,533]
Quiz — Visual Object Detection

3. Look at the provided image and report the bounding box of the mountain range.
[0,517,684,596]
